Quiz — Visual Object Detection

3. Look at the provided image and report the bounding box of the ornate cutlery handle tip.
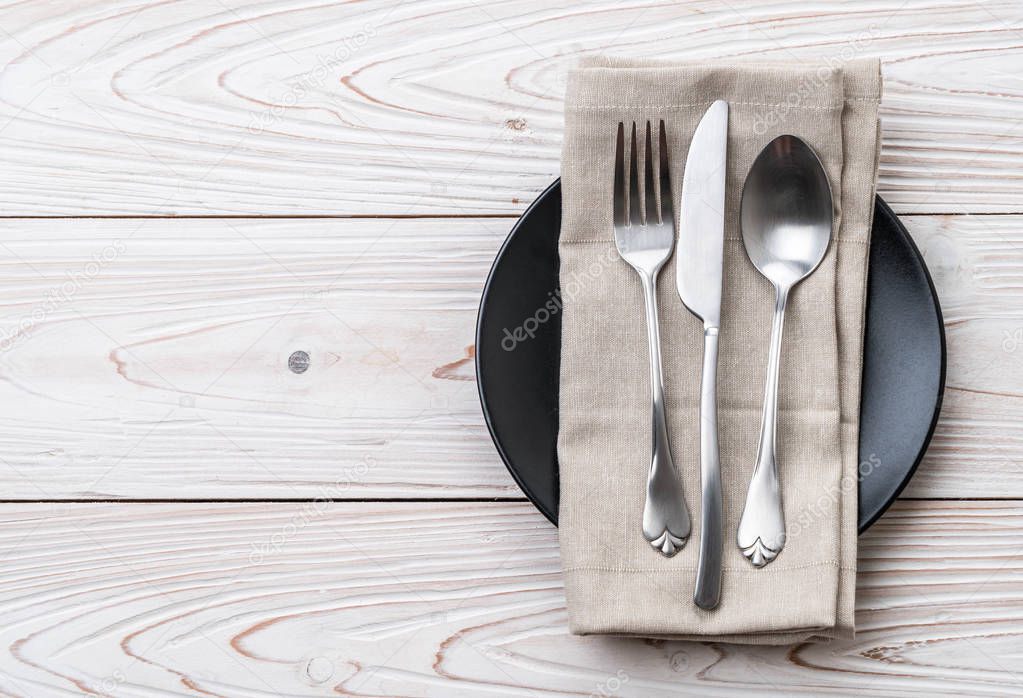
[740,537,782,567]
[647,528,687,557]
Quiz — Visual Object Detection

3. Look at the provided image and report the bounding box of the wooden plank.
[0,0,1021,215]
[0,500,1018,697]
[0,217,511,499]
[902,214,1023,497]
[0,214,1018,499]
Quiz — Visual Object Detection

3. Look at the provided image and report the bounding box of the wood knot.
[288,350,310,374]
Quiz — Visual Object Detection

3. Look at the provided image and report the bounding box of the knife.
[676,100,728,610]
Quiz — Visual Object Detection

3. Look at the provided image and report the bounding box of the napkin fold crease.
[557,56,882,643]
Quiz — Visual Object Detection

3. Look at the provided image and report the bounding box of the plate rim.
[475,179,562,524]
[855,195,947,532]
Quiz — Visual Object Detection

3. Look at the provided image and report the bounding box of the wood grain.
[0,217,510,499]
[0,0,1022,215]
[902,214,1023,497]
[0,500,1016,697]
[0,214,1017,499]
[0,4,1016,697]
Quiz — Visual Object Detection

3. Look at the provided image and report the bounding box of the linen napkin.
[557,57,881,643]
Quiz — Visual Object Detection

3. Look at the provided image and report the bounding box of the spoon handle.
[737,287,788,567]
[693,328,722,609]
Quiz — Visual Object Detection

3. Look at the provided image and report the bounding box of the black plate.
[476,180,945,532]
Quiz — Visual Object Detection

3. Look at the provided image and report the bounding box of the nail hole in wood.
[289,350,310,374]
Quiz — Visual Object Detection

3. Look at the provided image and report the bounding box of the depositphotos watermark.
[0,239,126,352]
[500,245,618,352]
[788,452,881,540]
[590,669,629,697]
[248,456,375,565]
[247,25,377,135]
[751,25,881,135]
[500,289,563,351]
[1003,327,1022,353]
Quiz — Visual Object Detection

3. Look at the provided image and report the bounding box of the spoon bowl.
[736,134,834,567]
[741,136,833,289]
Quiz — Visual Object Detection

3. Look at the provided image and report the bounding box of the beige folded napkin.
[557,57,881,643]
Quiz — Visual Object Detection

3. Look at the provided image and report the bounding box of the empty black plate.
[476,180,945,532]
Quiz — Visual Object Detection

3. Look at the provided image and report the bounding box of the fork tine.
[644,122,657,225]
[629,122,642,226]
[613,122,626,228]
[658,120,672,226]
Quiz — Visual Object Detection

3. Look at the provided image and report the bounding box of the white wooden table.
[0,2,1020,695]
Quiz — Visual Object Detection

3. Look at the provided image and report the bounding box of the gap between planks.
[0,211,1018,221]
[0,497,1019,504]
[0,497,532,504]
[0,214,523,220]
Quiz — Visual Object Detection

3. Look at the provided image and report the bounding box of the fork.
[613,121,691,557]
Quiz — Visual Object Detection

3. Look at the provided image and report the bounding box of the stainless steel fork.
[613,121,691,557]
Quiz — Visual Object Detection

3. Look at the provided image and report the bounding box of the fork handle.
[694,328,722,609]
[639,272,690,557]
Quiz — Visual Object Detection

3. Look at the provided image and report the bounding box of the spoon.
[736,135,833,567]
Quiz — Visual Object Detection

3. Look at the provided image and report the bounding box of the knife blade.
[677,99,728,330]
[676,99,728,610]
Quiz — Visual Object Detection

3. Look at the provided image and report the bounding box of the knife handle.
[694,328,722,610]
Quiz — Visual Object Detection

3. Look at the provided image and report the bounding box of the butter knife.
[676,100,728,610]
